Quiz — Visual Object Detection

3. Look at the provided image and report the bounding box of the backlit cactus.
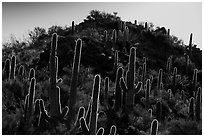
[72,21,75,35]
[29,68,35,81]
[10,55,16,80]
[145,79,150,110]
[195,87,201,121]
[189,97,195,120]
[150,119,158,135]
[3,59,10,80]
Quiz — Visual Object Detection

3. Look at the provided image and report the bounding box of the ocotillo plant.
[68,38,82,123]
[49,33,61,118]
[25,77,36,123]
[189,97,195,120]
[120,47,142,107]
[195,87,201,121]
[189,33,193,59]
[72,21,75,35]
[145,79,151,110]
[10,55,16,80]
[150,119,158,135]
[114,67,123,111]
[79,75,101,135]
[3,59,10,80]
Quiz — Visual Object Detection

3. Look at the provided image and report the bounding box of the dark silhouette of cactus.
[148,108,153,118]
[189,97,195,120]
[185,54,189,75]
[109,125,117,135]
[72,21,75,35]
[104,77,109,109]
[68,38,82,123]
[172,67,177,93]
[3,59,10,80]
[29,68,35,81]
[156,101,162,121]
[166,56,172,74]
[114,67,123,111]
[112,29,117,50]
[114,50,118,68]
[104,30,108,42]
[75,106,85,126]
[189,33,193,59]
[49,33,61,117]
[120,47,142,107]
[145,22,148,29]
[193,69,198,91]
[10,55,16,80]
[134,20,137,25]
[18,65,25,79]
[142,57,147,89]
[167,29,170,36]
[150,119,158,135]
[90,75,101,135]
[195,87,201,121]
[25,77,36,123]
[79,75,101,135]
[96,127,104,135]
[145,79,150,110]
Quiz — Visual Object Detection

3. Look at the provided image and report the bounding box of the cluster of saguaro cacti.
[188,87,201,121]
[79,75,116,135]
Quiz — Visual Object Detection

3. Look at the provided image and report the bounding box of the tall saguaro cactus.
[150,119,158,135]
[10,55,16,80]
[114,67,123,111]
[189,33,193,59]
[195,87,201,121]
[68,38,82,122]
[145,79,151,110]
[49,33,61,118]
[4,59,10,80]
[120,47,142,107]
[72,21,75,35]
[25,77,36,122]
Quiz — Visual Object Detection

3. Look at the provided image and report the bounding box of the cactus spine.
[150,119,158,135]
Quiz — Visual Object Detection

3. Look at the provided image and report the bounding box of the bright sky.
[2,2,202,49]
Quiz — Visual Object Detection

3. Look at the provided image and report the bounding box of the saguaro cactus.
[18,65,25,79]
[142,57,147,89]
[156,101,162,121]
[150,119,158,135]
[114,67,123,111]
[10,55,16,80]
[68,38,82,121]
[4,59,10,80]
[189,33,193,59]
[189,97,195,120]
[195,87,201,121]
[25,77,36,122]
[72,21,75,35]
[193,69,198,92]
[79,75,101,135]
[29,68,35,81]
[112,29,117,50]
[49,33,61,118]
[120,47,142,107]
[145,79,151,110]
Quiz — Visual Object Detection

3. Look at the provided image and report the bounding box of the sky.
[2,2,202,49]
